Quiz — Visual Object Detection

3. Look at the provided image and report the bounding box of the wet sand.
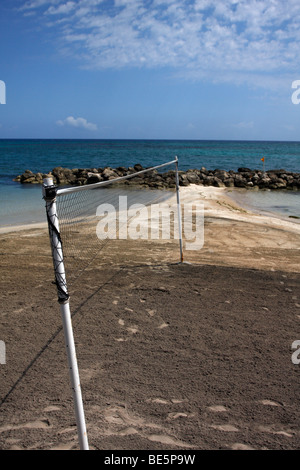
[0,185,300,450]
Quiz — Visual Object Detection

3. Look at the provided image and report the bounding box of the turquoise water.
[1,139,300,177]
[0,183,45,226]
[227,188,300,221]
[0,139,299,227]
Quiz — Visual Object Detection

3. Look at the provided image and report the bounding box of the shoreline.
[1,183,299,234]
[0,221,47,234]
[1,184,299,272]
[200,185,300,232]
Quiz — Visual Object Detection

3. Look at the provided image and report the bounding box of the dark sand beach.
[0,185,300,450]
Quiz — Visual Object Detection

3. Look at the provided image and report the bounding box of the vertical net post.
[43,178,89,451]
[175,157,184,263]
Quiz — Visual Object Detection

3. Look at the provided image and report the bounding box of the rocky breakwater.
[14,165,300,190]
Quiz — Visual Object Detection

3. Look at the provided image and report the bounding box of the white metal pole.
[175,157,184,263]
[43,178,89,451]
[60,301,89,450]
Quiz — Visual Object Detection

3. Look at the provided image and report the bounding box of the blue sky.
[0,0,300,140]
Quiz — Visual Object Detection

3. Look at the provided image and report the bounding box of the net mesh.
[54,161,179,287]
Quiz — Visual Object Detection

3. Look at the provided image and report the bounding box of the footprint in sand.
[50,442,77,450]
[167,412,195,420]
[207,405,228,413]
[146,309,156,317]
[158,322,169,329]
[114,318,139,342]
[147,397,194,422]
[292,295,300,309]
[282,284,300,310]
[147,398,169,404]
[210,424,239,432]
[102,404,194,449]
[0,419,51,434]
[13,308,24,314]
[259,399,282,407]
[127,326,138,334]
[231,443,255,450]
[43,406,61,412]
[147,397,187,405]
[206,405,239,433]
[146,309,169,330]
[147,434,195,448]
[258,424,294,438]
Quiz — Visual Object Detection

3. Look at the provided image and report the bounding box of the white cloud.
[20,0,300,88]
[56,116,98,131]
[20,0,60,10]
[45,1,76,15]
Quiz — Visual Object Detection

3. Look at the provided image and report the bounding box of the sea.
[0,139,299,228]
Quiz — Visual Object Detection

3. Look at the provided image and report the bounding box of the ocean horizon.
[0,138,299,227]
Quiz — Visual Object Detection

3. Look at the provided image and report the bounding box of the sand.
[0,185,300,451]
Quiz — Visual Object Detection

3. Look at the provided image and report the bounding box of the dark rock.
[20,170,34,182]
[52,167,77,185]
[134,164,144,172]
[186,171,200,184]
[102,168,118,180]
[13,165,300,191]
[117,166,127,175]
[202,175,214,186]
[179,174,190,186]
[87,173,103,184]
[224,178,235,187]
[212,177,225,187]
[238,167,252,173]
[77,177,87,185]
[258,175,271,188]
[234,174,247,188]
[214,169,229,180]
[22,176,37,184]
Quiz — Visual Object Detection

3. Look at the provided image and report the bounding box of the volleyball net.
[52,157,183,290]
[42,157,183,450]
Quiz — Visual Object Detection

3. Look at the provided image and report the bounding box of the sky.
[0,0,300,140]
